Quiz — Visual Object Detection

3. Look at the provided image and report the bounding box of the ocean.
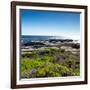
[21,35,66,44]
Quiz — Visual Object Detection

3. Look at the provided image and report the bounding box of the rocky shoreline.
[21,39,80,54]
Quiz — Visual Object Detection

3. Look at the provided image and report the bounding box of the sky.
[20,9,80,40]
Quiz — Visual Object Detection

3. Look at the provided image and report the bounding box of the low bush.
[21,47,80,78]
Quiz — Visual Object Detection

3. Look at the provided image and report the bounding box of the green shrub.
[21,47,80,78]
[60,49,65,53]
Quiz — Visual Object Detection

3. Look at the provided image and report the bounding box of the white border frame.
[16,5,85,85]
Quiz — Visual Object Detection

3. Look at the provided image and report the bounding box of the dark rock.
[71,43,80,49]
[38,50,49,56]
[29,69,37,78]
[23,42,46,46]
[53,54,65,63]
[49,39,73,43]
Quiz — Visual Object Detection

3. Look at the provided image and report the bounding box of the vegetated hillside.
[21,48,80,78]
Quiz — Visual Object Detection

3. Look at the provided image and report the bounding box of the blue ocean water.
[21,35,66,44]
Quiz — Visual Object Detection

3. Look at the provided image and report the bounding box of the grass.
[21,48,80,78]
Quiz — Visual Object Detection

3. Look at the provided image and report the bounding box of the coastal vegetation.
[21,47,80,78]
